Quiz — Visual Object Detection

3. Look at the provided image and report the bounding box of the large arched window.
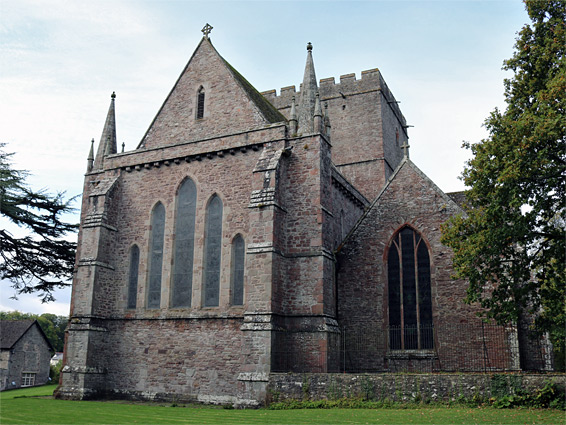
[388,227,433,350]
[147,202,165,309]
[203,195,223,307]
[171,178,197,308]
[231,234,245,306]
[196,86,205,119]
[127,244,140,309]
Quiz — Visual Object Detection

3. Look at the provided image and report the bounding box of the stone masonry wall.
[0,350,9,390]
[91,139,273,317]
[337,160,475,329]
[262,69,407,199]
[3,325,52,390]
[278,135,327,316]
[336,160,510,371]
[140,39,280,150]
[101,318,258,405]
[62,119,287,402]
[268,373,566,404]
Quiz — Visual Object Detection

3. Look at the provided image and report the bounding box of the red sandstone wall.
[336,160,510,371]
[102,319,246,402]
[95,146,262,316]
[263,69,407,200]
[141,39,278,150]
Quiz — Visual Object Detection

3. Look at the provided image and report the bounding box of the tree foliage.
[0,143,78,302]
[0,310,68,352]
[441,0,565,362]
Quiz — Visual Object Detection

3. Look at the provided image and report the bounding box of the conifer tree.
[441,0,565,367]
[0,144,78,302]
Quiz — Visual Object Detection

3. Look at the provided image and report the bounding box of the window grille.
[387,227,433,350]
[21,373,35,387]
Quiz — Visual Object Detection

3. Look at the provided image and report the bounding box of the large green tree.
[0,144,78,302]
[441,0,565,365]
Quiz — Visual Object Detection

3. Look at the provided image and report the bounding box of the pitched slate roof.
[222,60,286,124]
[0,320,35,349]
[0,320,54,351]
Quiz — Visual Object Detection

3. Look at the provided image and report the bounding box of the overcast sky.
[0,0,529,315]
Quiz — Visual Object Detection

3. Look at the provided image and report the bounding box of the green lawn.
[1,385,563,425]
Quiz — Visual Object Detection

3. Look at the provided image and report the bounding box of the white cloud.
[0,284,72,316]
[0,0,529,314]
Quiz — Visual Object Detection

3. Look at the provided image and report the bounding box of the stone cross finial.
[202,23,213,38]
[401,140,410,158]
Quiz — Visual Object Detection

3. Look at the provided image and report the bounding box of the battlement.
[261,68,383,105]
[261,68,404,126]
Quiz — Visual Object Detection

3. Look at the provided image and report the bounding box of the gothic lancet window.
[171,178,197,308]
[388,227,433,350]
[196,86,205,119]
[231,234,245,306]
[203,195,223,307]
[127,244,140,309]
[148,202,165,309]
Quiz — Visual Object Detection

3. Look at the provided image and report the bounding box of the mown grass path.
[1,385,563,425]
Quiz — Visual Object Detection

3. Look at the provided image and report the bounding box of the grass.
[1,385,563,425]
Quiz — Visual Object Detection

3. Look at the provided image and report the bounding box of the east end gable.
[139,38,285,150]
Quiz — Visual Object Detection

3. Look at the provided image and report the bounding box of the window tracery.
[388,227,433,350]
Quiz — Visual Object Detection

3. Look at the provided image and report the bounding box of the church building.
[56,26,551,406]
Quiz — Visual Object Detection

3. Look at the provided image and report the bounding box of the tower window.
[388,227,433,350]
[196,87,205,119]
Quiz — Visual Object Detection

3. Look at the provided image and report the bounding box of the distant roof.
[446,191,468,209]
[0,320,35,349]
[0,320,54,351]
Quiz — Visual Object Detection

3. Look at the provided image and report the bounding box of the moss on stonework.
[222,59,287,124]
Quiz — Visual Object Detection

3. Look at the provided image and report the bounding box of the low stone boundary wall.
[268,373,566,403]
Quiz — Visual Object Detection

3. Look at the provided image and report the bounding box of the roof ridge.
[221,57,287,124]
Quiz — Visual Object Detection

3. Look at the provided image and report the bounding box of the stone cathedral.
[56,28,552,406]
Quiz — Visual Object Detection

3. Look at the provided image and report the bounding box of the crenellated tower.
[262,57,409,200]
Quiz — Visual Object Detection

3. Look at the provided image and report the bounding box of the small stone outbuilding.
[0,320,54,391]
